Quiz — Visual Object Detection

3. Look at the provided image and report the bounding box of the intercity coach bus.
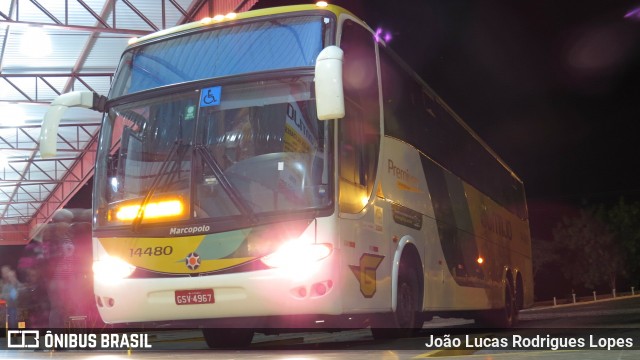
[40,2,533,348]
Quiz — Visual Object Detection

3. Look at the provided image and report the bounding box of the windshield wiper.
[131,107,195,231]
[196,145,259,224]
[131,139,187,231]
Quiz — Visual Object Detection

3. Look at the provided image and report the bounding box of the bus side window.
[338,20,380,214]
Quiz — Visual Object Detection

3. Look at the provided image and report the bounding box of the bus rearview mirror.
[40,91,107,158]
[315,46,345,120]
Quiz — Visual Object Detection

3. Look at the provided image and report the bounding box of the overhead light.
[20,27,52,58]
[0,103,26,126]
[0,153,8,168]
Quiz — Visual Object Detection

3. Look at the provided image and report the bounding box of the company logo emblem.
[169,225,210,235]
[185,252,201,270]
[349,253,384,298]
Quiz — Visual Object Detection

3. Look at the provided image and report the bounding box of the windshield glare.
[94,77,331,228]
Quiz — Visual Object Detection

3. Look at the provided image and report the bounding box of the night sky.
[258,0,640,241]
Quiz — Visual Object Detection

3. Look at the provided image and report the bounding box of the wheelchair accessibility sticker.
[200,86,221,107]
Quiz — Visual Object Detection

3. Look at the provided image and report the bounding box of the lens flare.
[624,7,640,20]
[374,27,393,44]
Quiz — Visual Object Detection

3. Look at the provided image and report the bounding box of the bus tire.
[515,274,524,310]
[498,280,518,327]
[202,328,254,349]
[477,281,518,328]
[371,268,422,339]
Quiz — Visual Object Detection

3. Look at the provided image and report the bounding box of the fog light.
[316,283,327,296]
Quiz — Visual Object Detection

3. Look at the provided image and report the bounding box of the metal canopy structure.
[0,0,256,245]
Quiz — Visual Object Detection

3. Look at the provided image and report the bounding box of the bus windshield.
[94,76,332,228]
[110,15,326,98]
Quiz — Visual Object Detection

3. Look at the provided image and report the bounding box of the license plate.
[175,289,214,305]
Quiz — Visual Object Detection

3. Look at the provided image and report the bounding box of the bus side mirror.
[39,91,107,158]
[315,46,345,120]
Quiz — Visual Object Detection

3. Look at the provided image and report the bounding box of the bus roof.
[126,4,356,48]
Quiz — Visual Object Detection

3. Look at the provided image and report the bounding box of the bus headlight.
[93,256,136,283]
[260,242,332,268]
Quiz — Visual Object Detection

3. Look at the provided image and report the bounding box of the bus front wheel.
[371,269,422,339]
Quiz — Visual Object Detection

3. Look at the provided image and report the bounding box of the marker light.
[361,196,369,207]
[261,242,332,268]
[200,17,212,24]
[93,256,136,283]
[128,37,139,45]
[477,257,484,265]
[112,198,185,221]
[225,12,237,19]
[316,1,329,7]
[213,14,225,21]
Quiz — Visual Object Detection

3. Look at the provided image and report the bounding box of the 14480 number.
[129,246,173,257]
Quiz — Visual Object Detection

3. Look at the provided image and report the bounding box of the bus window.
[338,20,380,214]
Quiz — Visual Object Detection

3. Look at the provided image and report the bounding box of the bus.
[40,2,533,348]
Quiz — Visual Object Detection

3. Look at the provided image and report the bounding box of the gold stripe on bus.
[396,180,422,193]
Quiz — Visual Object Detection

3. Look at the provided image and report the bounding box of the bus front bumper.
[94,258,343,325]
